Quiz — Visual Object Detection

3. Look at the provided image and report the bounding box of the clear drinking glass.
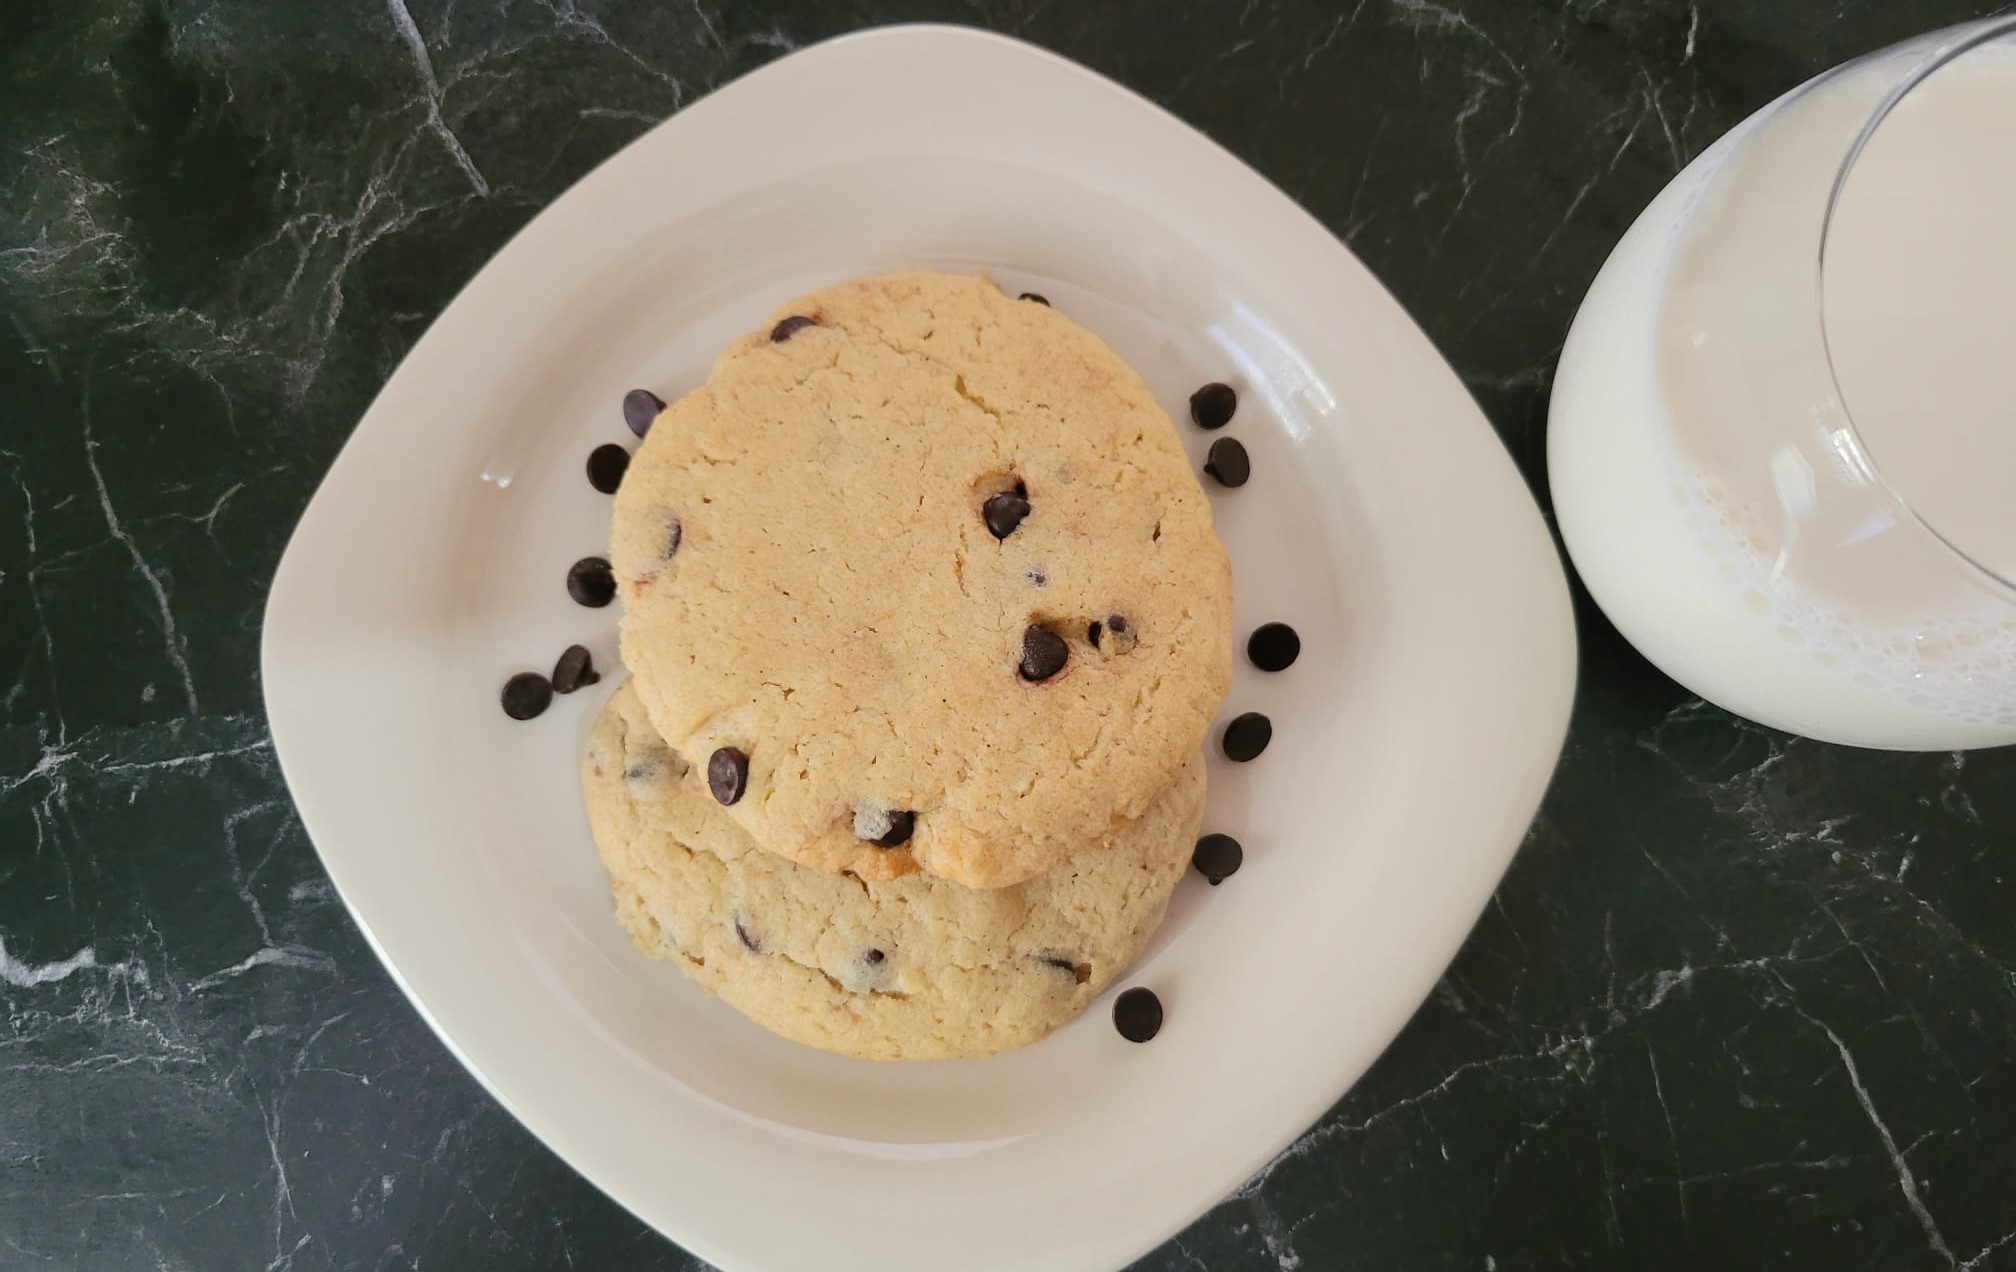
[1548,17,2016,750]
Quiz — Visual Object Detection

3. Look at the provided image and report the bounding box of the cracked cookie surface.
[583,682,1205,1060]
[611,271,1232,888]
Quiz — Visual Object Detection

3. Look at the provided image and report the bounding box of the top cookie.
[612,271,1232,889]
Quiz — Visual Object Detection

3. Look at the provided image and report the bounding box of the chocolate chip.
[500,672,552,720]
[1248,623,1300,672]
[770,315,817,342]
[623,389,664,437]
[1222,712,1272,762]
[1089,613,1137,656]
[1041,956,1092,984]
[1019,292,1051,306]
[1189,382,1237,430]
[707,747,749,805]
[1204,437,1250,488]
[567,557,616,608]
[872,810,914,848]
[983,490,1031,539]
[734,917,761,952]
[1193,833,1243,885]
[1019,625,1068,682]
[551,644,599,694]
[626,744,686,784]
[665,516,682,557]
[1026,569,1047,586]
[586,443,630,494]
[864,948,885,965]
[1113,987,1163,1042]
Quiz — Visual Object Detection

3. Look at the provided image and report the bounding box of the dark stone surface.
[3,2,2013,1269]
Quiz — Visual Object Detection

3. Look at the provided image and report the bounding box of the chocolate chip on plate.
[1248,623,1301,672]
[983,489,1031,539]
[586,443,630,494]
[770,315,817,342]
[1222,712,1273,762]
[1019,625,1069,682]
[1192,833,1243,885]
[550,644,599,694]
[707,747,749,805]
[1113,987,1163,1043]
[1189,382,1237,431]
[500,672,553,721]
[1203,437,1250,488]
[567,557,616,608]
[622,389,664,438]
[1019,292,1051,306]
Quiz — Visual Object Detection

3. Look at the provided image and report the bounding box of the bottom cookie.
[582,681,1204,1060]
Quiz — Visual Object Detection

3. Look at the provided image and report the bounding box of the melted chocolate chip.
[567,557,616,608]
[1192,833,1243,885]
[707,747,749,805]
[1019,292,1051,306]
[1222,712,1273,762]
[1019,625,1069,682]
[864,948,885,965]
[551,644,599,694]
[1204,437,1250,488]
[1248,622,1301,672]
[1189,382,1237,430]
[623,389,665,438]
[770,315,817,342]
[1041,956,1092,985]
[1113,987,1163,1043]
[872,810,915,848]
[665,516,683,558]
[500,672,552,720]
[734,917,761,952]
[983,490,1031,539]
[586,443,630,493]
[1026,569,1048,586]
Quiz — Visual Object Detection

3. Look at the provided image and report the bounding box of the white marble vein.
[81,407,200,716]
[383,0,492,195]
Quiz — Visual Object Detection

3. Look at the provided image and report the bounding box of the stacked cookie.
[581,272,1233,1060]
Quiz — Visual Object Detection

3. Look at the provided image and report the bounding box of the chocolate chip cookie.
[611,271,1232,888]
[583,682,1204,1060]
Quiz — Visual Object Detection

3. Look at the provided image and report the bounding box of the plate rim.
[262,21,1579,1272]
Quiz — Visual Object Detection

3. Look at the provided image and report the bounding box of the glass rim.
[1817,14,2016,597]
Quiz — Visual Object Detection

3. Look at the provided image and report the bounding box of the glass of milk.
[1549,17,2016,750]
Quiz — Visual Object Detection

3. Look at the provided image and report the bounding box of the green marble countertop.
[2,2,2012,1269]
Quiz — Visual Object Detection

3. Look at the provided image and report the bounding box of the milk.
[1549,30,2016,749]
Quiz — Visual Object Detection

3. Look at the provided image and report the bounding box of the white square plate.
[263,25,1576,1272]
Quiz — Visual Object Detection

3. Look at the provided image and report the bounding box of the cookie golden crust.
[582,682,1205,1061]
[612,271,1232,888]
